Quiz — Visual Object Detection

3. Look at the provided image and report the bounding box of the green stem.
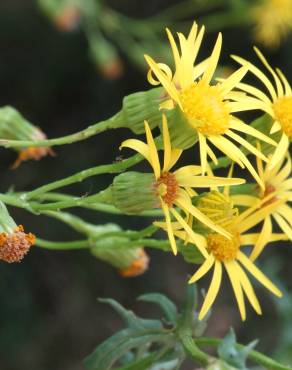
[195,337,292,370]
[180,333,210,366]
[22,153,143,200]
[0,116,119,149]
[36,238,89,250]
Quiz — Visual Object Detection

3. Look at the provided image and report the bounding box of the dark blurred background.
[0,1,291,369]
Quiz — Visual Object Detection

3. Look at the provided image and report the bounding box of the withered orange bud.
[54,6,82,32]
[119,249,149,278]
[100,58,124,79]
[0,225,35,263]
[12,128,55,169]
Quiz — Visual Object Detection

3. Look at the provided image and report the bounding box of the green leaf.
[218,328,258,370]
[99,298,162,330]
[137,293,178,325]
[85,330,170,370]
[114,353,158,370]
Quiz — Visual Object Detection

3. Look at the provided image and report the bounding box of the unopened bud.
[111,172,158,214]
[91,236,149,277]
[0,106,54,168]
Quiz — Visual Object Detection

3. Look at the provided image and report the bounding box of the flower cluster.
[117,22,292,320]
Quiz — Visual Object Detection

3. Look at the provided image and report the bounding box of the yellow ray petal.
[231,55,277,101]
[198,260,222,320]
[274,156,291,185]
[238,252,282,297]
[234,82,271,104]
[174,165,202,179]
[226,130,268,162]
[120,138,151,164]
[254,47,284,98]
[269,133,289,170]
[161,201,177,255]
[162,114,172,172]
[235,261,262,315]
[202,33,222,85]
[229,119,276,146]
[199,132,207,175]
[145,55,181,106]
[276,68,292,95]
[270,121,281,134]
[206,143,218,165]
[168,148,183,171]
[209,135,244,168]
[144,121,161,179]
[175,189,231,238]
[193,57,209,80]
[188,255,214,284]
[238,199,284,233]
[250,216,272,261]
[210,135,264,188]
[220,65,248,95]
[170,207,208,257]
[274,211,292,241]
[225,261,246,320]
[231,195,259,207]
[177,175,245,188]
[166,28,181,80]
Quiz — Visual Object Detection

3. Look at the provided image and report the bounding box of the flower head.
[232,146,291,260]
[145,23,276,187]
[232,48,292,168]
[170,190,284,320]
[250,0,292,49]
[0,225,35,263]
[120,115,245,255]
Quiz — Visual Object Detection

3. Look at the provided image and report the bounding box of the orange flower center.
[180,81,230,136]
[207,232,240,262]
[155,172,178,207]
[0,225,35,263]
[273,96,292,137]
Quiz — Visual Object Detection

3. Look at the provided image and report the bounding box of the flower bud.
[0,202,35,263]
[38,0,82,32]
[91,236,149,277]
[196,191,238,229]
[111,172,158,214]
[0,106,54,168]
[114,88,164,134]
[165,106,198,149]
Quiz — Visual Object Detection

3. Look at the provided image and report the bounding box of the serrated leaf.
[137,293,178,325]
[99,298,162,330]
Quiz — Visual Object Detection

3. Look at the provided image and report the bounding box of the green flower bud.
[165,106,199,150]
[91,236,149,277]
[111,172,158,214]
[0,106,53,168]
[114,88,163,134]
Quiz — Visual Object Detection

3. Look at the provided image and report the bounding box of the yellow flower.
[250,0,292,49]
[144,22,276,188]
[120,115,245,255]
[232,48,292,168]
[169,190,284,321]
[232,146,291,261]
